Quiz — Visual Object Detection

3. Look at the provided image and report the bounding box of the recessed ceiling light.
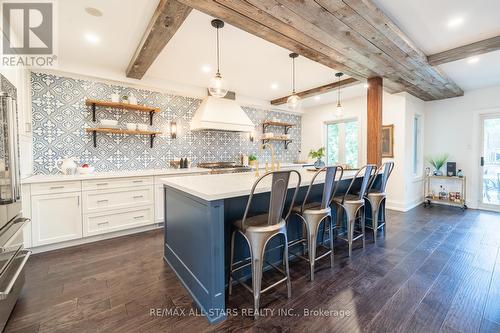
[467,56,480,64]
[447,16,464,29]
[201,65,211,73]
[84,33,100,44]
[364,83,370,89]
[85,7,103,17]
[314,95,321,101]
[270,83,279,90]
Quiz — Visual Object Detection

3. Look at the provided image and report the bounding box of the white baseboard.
[386,198,424,212]
[29,223,164,254]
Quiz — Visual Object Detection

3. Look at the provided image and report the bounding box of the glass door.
[481,115,500,209]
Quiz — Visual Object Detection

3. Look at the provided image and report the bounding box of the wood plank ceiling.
[176,0,464,101]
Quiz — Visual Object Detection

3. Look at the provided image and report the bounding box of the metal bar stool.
[288,166,343,281]
[332,165,377,257]
[364,161,394,242]
[228,170,301,319]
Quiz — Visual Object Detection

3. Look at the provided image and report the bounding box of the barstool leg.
[282,232,291,298]
[250,238,265,319]
[307,224,318,282]
[372,205,379,243]
[361,207,366,249]
[329,216,335,268]
[228,231,236,296]
[347,213,354,257]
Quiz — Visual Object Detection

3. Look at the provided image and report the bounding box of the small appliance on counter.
[56,157,78,175]
[0,76,31,331]
[198,161,251,174]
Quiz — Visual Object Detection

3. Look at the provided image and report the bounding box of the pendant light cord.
[292,57,296,94]
[216,26,220,74]
[337,75,341,106]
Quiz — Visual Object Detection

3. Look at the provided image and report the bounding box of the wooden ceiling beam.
[270,77,359,105]
[178,0,462,101]
[126,0,192,79]
[428,35,500,66]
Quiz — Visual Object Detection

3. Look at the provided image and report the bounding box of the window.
[412,115,421,176]
[326,119,359,168]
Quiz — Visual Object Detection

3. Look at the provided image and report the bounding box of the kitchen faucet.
[255,143,278,176]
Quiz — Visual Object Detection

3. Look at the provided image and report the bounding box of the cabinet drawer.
[83,206,154,237]
[83,186,153,214]
[82,176,153,191]
[31,181,82,195]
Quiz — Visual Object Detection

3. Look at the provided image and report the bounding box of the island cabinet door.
[31,192,83,246]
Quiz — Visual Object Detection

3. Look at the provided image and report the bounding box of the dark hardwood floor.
[5,206,500,333]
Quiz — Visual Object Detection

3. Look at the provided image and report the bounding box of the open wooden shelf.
[261,137,292,149]
[86,127,162,148]
[85,99,160,113]
[262,121,294,135]
[85,99,160,125]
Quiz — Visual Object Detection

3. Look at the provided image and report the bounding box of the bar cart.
[423,175,467,210]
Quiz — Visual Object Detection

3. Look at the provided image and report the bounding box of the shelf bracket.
[150,134,156,148]
[91,103,96,122]
[149,111,154,126]
[92,130,97,148]
[262,123,269,133]
[284,125,291,135]
[284,140,290,150]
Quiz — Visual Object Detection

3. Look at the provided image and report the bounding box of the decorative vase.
[457,169,464,178]
[314,158,325,169]
[129,94,137,105]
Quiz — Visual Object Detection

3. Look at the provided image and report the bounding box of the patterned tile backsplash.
[31,72,302,174]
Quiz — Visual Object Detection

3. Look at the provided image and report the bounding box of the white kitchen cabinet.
[31,192,82,246]
[82,185,154,214]
[83,205,154,237]
[155,184,164,224]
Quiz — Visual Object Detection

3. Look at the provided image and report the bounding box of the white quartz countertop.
[22,168,210,184]
[161,168,359,201]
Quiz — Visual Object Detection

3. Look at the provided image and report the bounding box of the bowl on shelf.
[137,124,148,131]
[126,123,137,131]
[77,166,95,174]
[99,119,118,128]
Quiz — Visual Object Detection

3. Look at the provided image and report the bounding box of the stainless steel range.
[197,162,252,174]
[0,76,31,332]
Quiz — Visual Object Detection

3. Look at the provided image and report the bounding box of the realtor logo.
[1,1,57,67]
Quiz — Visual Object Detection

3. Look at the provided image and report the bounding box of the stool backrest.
[301,166,344,212]
[341,164,377,203]
[368,161,395,192]
[242,170,301,226]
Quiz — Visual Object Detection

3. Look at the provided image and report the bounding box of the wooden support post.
[367,77,383,166]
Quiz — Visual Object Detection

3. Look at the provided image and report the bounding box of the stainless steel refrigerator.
[0,75,30,332]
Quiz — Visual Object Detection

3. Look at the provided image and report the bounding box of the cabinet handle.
[133,195,143,199]
[50,186,64,190]
[134,215,144,219]
[96,183,108,186]
[133,180,143,183]
[97,221,109,227]
[77,197,80,206]
[97,199,109,203]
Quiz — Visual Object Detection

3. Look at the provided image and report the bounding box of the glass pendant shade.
[287,94,301,110]
[336,102,344,117]
[208,72,228,98]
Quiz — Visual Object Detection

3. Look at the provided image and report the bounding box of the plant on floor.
[426,153,449,176]
[309,147,326,169]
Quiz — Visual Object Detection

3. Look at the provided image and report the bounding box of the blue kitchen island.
[162,169,370,323]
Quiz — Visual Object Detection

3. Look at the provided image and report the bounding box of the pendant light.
[335,72,344,117]
[287,53,301,110]
[208,19,228,98]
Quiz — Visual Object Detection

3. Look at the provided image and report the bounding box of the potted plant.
[309,147,326,169]
[248,154,257,166]
[426,153,449,176]
[121,95,129,104]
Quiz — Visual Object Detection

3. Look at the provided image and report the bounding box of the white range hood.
[190,94,254,132]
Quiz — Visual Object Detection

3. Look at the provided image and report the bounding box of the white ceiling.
[54,0,500,108]
[374,0,500,92]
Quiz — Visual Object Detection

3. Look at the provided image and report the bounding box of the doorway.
[480,114,500,210]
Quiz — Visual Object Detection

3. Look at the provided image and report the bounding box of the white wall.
[301,91,423,211]
[424,85,500,209]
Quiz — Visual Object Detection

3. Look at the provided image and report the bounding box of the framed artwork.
[382,124,394,158]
